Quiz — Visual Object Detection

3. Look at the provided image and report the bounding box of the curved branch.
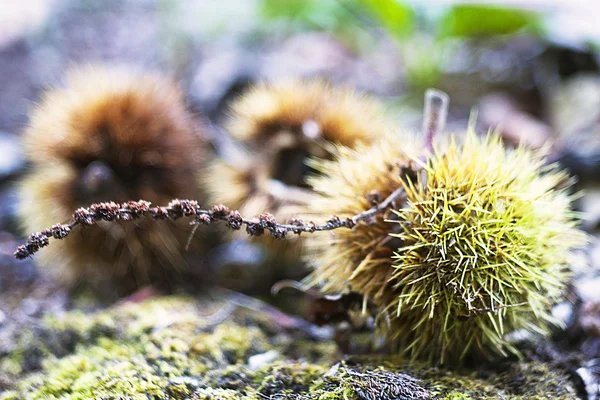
[15,186,406,260]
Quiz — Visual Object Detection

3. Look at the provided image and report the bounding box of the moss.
[0,296,327,399]
[0,296,582,399]
[286,339,339,364]
[185,387,255,400]
[256,361,328,397]
[310,363,430,399]
[493,362,578,399]
[203,364,256,392]
[192,323,271,364]
[349,367,429,399]
[44,310,117,339]
[444,393,472,400]
[8,339,165,399]
[341,357,580,400]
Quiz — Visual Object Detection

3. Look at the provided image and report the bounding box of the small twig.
[15,187,407,260]
[185,222,200,251]
[217,287,334,340]
[455,302,529,320]
[351,187,405,225]
[422,89,449,153]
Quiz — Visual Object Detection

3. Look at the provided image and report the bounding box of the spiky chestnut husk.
[301,130,423,300]
[207,80,388,214]
[225,80,385,145]
[205,80,389,262]
[18,65,207,298]
[304,130,586,364]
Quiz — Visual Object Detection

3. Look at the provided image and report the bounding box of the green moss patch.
[0,296,581,399]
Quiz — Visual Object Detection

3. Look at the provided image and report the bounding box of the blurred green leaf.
[402,37,444,90]
[259,0,375,51]
[359,0,414,38]
[439,4,542,38]
[261,0,356,30]
[261,0,318,20]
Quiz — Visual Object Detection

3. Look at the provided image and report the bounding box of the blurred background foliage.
[1,0,598,131]
[255,0,590,92]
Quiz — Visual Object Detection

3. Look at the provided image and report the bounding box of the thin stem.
[218,287,333,340]
[422,89,450,153]
[351,186,405,225]
[15,186,406,260]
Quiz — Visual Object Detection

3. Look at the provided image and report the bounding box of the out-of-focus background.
[1,0,600,369]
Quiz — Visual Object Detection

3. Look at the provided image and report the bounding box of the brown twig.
[15,86,453,261]
[351,186,405,225]
[422,89,449,153]
[217,288,334,340]
[15,187,406,260]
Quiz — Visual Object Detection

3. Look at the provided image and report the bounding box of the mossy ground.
[0,296,581,399]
